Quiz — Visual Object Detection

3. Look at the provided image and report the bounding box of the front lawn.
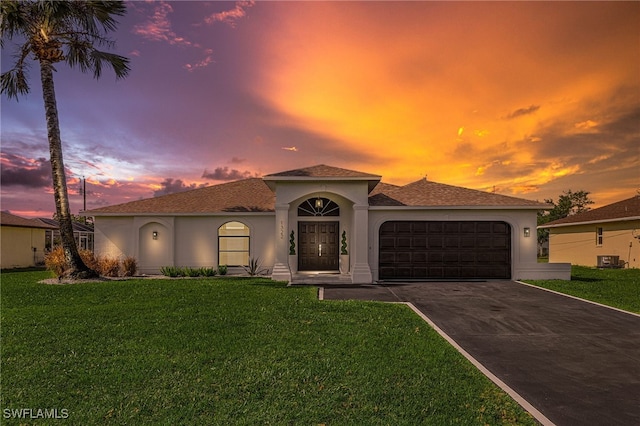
[1,271,535,425]
[524,266,640,313]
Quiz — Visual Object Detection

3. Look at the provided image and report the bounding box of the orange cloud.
[248,2,638,202]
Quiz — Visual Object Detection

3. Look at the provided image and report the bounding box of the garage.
[379,221,511,280]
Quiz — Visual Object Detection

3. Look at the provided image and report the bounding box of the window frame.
[596,226,603,246]
[218,221,250,267]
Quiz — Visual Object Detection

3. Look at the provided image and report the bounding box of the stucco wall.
[94,215,275,275]
[94,217,135,260]
[548,220,640,268]
[0,226,47,269]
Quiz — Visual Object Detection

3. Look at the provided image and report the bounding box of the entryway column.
[271,203,292,282]
[351,204,372,283]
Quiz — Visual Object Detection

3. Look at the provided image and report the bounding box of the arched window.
[298,197,340,216]
[218,221,250,266]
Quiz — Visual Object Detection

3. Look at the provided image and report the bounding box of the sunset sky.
[1,1,638,218]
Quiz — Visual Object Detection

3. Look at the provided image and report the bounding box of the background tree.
[1,0,130,278]
[537,190,594,253]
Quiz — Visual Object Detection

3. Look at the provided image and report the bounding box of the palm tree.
[1,1,130,278]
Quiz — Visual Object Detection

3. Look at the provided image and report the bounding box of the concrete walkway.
[320,281,640,426]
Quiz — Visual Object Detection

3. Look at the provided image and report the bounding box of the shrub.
[244,257,268,276]
[184,267,201,277]
[289,230,296,255]
[217,265,228,276]
[79,249,98,271]
[160,266,181,277]
[122,256,137,277]
[201,267,217,277]
[44,246,67,278]
[44,247,129,278]
[97,255,120,277]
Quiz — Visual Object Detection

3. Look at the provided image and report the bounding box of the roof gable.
[265,164,380,179]
[263,164,382,193]
[540,195,640,228]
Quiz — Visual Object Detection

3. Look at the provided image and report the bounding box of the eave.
[538,216,640,229]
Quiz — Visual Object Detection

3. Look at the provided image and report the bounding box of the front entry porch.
[289,272,353,286]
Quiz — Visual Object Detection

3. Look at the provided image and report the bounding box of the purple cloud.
[202,167,257,181]
[204,1,255,27]
[153,178,201,197]
[0,153,51,188]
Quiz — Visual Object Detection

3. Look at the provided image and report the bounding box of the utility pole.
[79,176,87,223]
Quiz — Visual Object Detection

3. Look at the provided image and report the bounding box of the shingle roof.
[87,178,275,214]
[86,166,548,215]
[1,211,57,229]
[369,178,548,208]
[539,195,640,228]
[265,164,381,179]
[36,218,94,233]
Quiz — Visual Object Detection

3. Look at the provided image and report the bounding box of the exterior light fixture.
[524,227,531,238]
[152,231,158,240]
[315,198,324,209]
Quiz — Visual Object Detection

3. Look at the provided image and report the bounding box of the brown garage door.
[379,221,511,280]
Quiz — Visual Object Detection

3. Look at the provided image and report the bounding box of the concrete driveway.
[320,281,640,426]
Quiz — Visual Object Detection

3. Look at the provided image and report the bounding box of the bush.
[122,256,137,277]
[218,265,228,276]
[79,249,98,271]
[44,247,137,278]
[184,267,201,277]
[201,267,217,277]
[97,255,120,277]
[44,246,67,278]
[160,266,181,277]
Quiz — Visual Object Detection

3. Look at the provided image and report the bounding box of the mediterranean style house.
[539,195,640,268]
[86,164,570,282]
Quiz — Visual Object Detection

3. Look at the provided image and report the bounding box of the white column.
[270,203,292,282]
[351,204,373,283]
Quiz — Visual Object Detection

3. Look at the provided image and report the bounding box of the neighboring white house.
[85,164,571,282]
[538,195,640,268]
[0,211,57,269]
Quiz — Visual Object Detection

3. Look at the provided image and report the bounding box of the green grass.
[1,271,536,425]
[524,266,640,313]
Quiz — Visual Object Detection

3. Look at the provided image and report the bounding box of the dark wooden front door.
[298,221,339,271]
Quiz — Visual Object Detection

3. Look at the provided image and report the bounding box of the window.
[219,221,250,266]
[596,227,603,246]
[298,197,340,216]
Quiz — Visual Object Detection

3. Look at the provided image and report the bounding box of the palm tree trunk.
[40,60,98,279]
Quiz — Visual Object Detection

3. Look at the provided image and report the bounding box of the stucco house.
[85,164,570,282]
[538,195,640,268]
[0,211,57,269]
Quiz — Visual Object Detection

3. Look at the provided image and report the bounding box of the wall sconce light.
[152,231,158,240]
[315,198,324,209]
[523,227,531,238]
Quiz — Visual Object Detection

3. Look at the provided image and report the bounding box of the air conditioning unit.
[597,255,619,268]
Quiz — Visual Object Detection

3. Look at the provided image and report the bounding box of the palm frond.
[1,68,30,100]
[1,0,130,95]
[89,49,130,80]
